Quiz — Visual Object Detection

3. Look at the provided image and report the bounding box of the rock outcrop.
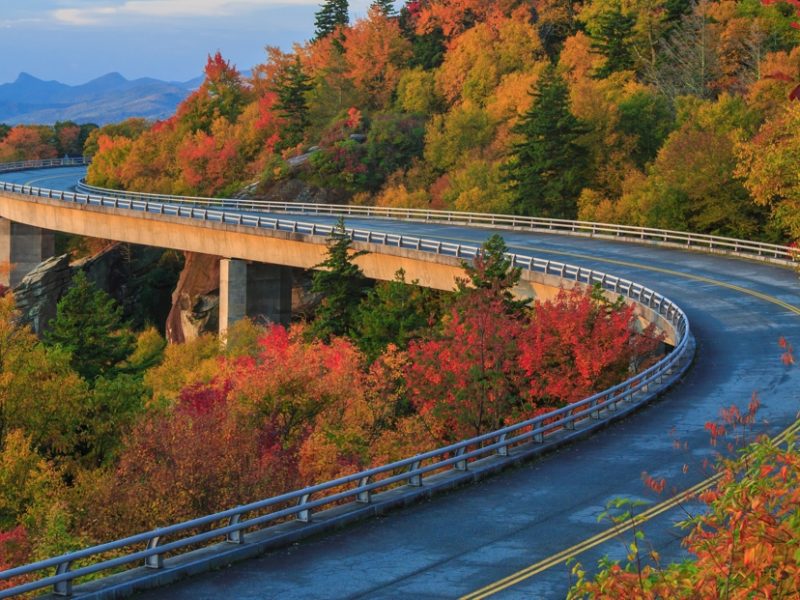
[14,254,72,334]
[256,178,350,205]
[165,252,221,344]
[13,243,177,336]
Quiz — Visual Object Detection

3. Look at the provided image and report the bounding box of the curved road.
[4,167,800,599]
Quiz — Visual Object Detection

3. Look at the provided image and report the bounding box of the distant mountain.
[0,72,205,126]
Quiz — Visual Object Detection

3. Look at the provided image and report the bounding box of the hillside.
[0,72,203,125]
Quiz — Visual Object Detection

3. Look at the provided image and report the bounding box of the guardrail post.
[357,476,372,504]
[455,447,467,471]
[296,493,312,523]
[565,412,576,430]
[145,536,164,569]
[407,460,422,486]
[496,433,509,456]
[53,560,74,597]
[227,514,245,544]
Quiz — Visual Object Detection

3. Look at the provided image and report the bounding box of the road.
[5,167,800,599]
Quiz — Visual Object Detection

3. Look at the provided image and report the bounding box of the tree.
[588,5,637,78]
[308,218,370,341]
[455,234,529,313]
[0,296,88,465]
[406,289,524,443]
[644,0,719,101]
[505,65,590,218]
[736,102,800,243]
[355,269,439,361]
[0,126,57,163]
[371,0,397,17]
[272,56,313,148]
[518,287,661,409]
[314,0,350,43]
[43,271,135,383]
[343,6,413,108]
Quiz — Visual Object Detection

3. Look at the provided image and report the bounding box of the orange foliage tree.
[343,6,412,108]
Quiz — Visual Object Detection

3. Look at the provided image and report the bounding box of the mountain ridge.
[0,72,204,125]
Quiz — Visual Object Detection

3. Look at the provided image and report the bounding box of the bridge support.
[0,218,55,288]
[219,259,292,336]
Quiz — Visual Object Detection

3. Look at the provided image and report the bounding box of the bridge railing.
[73,179,797,267]
[0,165,692,598]
[0,156,89,173]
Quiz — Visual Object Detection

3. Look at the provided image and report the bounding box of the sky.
[0,0,380,85]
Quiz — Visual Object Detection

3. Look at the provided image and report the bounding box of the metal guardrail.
[74,178,798,267]
[0,159,695,597]
[0,157,89,173]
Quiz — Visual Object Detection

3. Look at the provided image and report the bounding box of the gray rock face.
[257,178,350,205]
[13,243,174,336]
[12,246,319,342]
[13,254,72,334]
[165,252,221,344]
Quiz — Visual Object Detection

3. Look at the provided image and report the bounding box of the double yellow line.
[462,414,800,599]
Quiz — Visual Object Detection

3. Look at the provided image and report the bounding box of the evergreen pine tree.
[455,234,530,314]
[505,66,589,219]
[589,6,636,78]
[355,269,439,361]
[43,271,135,382]
[273,57,313,148]
[314,0,350,43]
[309,218,370,341]
[370,0,396,17]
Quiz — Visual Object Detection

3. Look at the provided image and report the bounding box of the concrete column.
[246,263,292,326]
[219,260,292,337]
[0,218,55,288]
[219,259,247,337]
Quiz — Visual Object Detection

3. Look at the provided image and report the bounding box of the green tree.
[455,234,530,314]
[370,0,396,17]
[588,5,637,78]
[273,56,313,149]
[355,269,439,361]
[309,218,370,341]
[43,271,136,383]
[314,0,350,43]
[505,66,589,219]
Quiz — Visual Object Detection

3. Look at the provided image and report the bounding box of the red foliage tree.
[406,289,525,442]
[519,288,661,409]
[0,526,32,589]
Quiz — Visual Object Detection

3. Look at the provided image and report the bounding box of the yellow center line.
[445,235,800,598]
[461,420,800,599]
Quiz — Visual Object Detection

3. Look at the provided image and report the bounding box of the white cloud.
[52,0,321,26]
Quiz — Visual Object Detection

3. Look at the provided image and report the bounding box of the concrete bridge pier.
[0,218,55,288]
[219,259,292,336]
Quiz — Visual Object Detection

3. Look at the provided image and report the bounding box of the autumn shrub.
[569,435,800,599]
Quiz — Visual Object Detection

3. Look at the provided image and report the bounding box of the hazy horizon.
[0,0,383,85]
